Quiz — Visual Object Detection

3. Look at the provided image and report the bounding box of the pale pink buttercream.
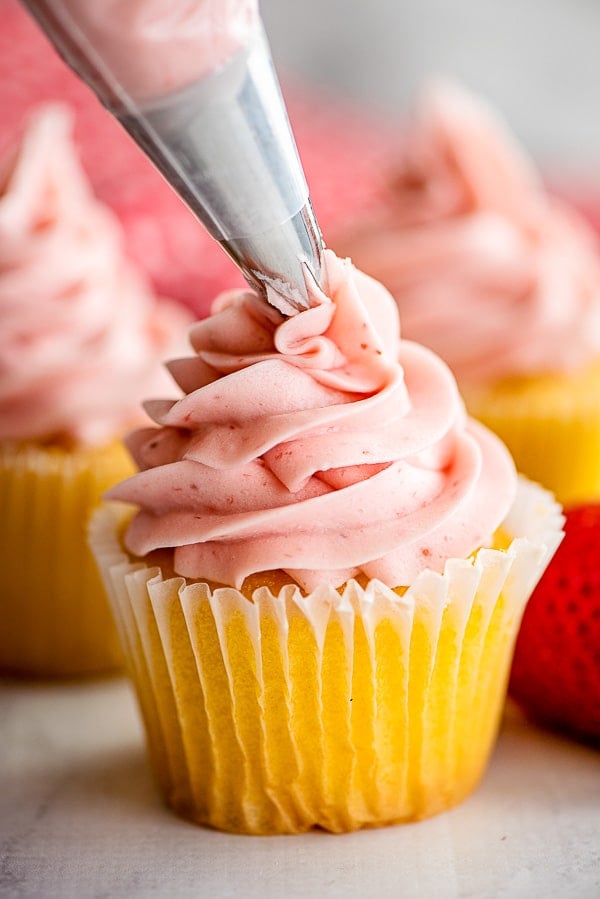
[108,250,517,591]
[0,104,190,446]
[53,0,259,103]
[335,82,600,386]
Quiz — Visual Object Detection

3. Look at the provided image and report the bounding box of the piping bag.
[18,1,325,315]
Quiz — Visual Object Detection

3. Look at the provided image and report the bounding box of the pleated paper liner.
[463,358,600,507]
[0,439,134,676]
[89,478,563,834]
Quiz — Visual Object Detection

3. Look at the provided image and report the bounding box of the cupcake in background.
[90,249,563,834]
[0,103,191,677]
[333,80,600,509]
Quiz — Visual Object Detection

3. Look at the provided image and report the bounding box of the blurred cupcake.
[90,250,562,834]
[0,104,190,676]
[334,81,600,508]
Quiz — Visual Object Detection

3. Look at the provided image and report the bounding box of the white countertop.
[1,678,598,899]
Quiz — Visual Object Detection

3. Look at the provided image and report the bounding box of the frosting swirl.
[0,104,190,446]
[334,82,600,385]
[108,250,516,591]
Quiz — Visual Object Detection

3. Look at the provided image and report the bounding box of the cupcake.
[90,250,563,834]
[0,104,190,676]
[333,81,600,509]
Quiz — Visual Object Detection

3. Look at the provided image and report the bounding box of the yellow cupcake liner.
[0,439,134,677]
[463,359,600,507]
[90,479,563,834]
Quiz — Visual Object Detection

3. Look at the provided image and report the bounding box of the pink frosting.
[334,82,600,386]
[54,0,259,103]
[108,250,517,592]
[0,104,190,446]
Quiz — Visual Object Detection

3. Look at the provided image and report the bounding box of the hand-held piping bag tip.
[18,1,325,314]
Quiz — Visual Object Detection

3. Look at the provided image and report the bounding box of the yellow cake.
[90,477,561,834]
[462,360,600,508]
[0,440,133,675]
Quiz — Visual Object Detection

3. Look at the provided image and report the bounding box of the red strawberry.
[509,504,600,744]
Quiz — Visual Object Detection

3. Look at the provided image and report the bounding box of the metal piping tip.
[220,201,326,315]
[114,24,325,315]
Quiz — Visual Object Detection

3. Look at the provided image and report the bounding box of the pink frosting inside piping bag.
[0,104,191,446]
[108,250,517,591]
[334,81,600,386]
[56,0,259,103]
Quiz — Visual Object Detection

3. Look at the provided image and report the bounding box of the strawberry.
[509,504,600,744]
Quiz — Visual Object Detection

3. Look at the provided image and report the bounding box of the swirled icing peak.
[0,104,190,446]
[334,81,600,385]
[108,250,517,591]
